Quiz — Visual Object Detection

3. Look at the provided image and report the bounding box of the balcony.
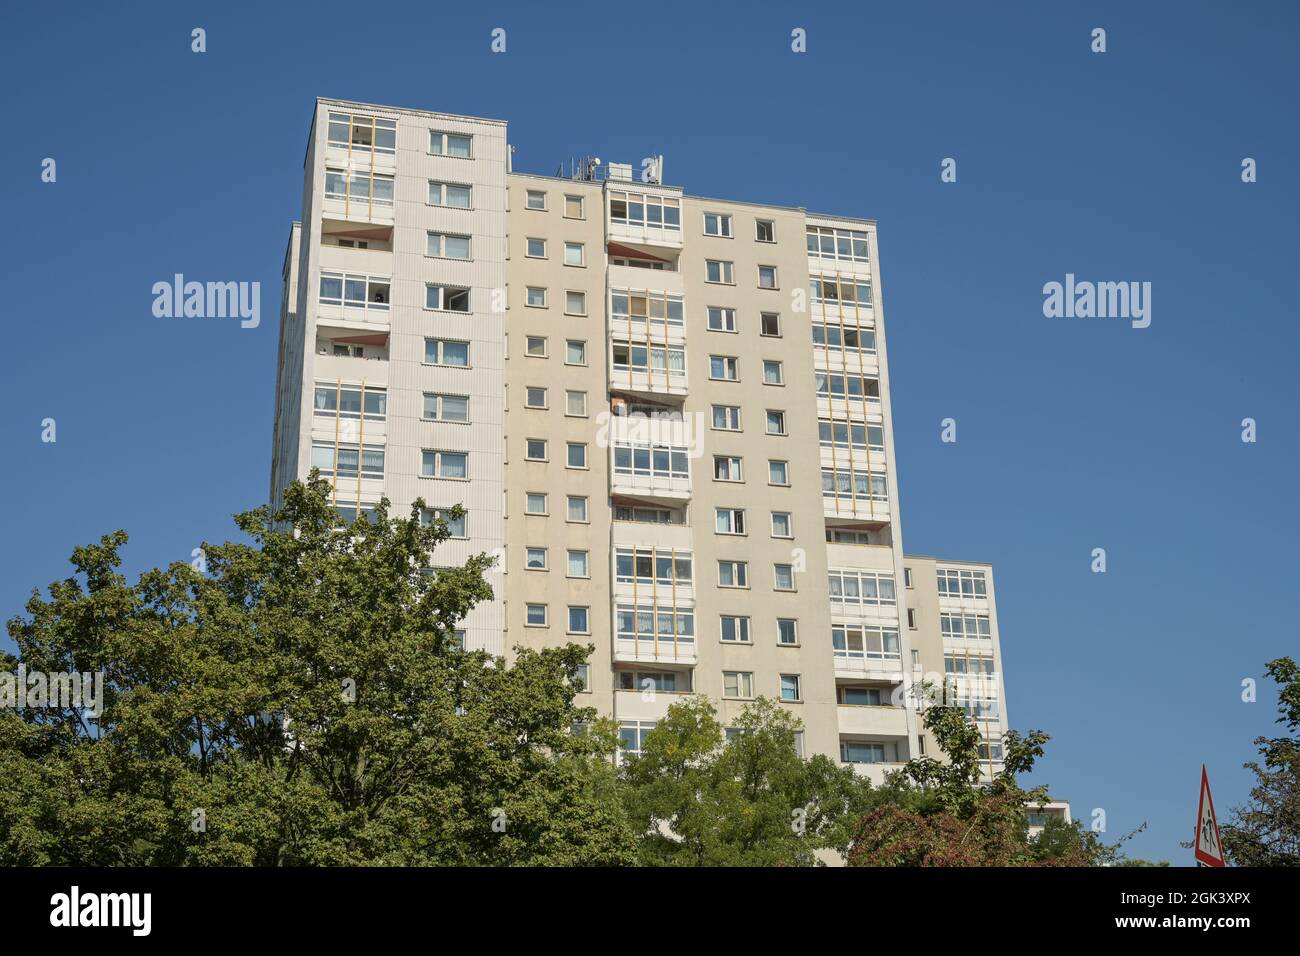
[837,704,908,737]
[613,636,696,667]
[606,185,684,250]
[613,688,692,722]
[315,271,391,334]
[833,653,905,682]
[314,334,389,385]
[608,441,692,503]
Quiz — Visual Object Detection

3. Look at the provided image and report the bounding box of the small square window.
[709,355,739,381]
[774,564,795,591]
[771,512,792,538]
[755,219,775,242]
[526,238,547,258]
[525,438,548,461]
[526,603,548,626]
[566,390,588,417]
[526,287,547,308]
[763,361,784,385]
[777,619,798,646]
[568,606,590,634]
[567,495,589,522]
[704,213,733,237]
[768,460,789,485]
[565,290,587,315]
[705,260,734,284]
[526,190,546,210]
[711,405,741,430]
[564,242,585,266]
[760,312,781,336]
[707,307,737,332]
[525,492,548,514]
[567,550,590,578]
[526,547,548,570]
[566,443,588,469]
[721,615,751,643]
[565,340,587,365]
[564,195,585,218]
[766,410,787,435]
[758,266,778,289]
[780,674,801,702]
[525,335,547,357]
[525,387,547,409]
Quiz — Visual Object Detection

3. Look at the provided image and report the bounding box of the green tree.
[1221,657,1300,867]
[621,696,882,865]
[0,475,634,866]
[849,701,1116,866]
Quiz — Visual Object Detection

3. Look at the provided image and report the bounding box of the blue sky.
[2,0,1297,863]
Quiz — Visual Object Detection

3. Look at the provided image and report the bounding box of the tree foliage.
[1222,657,1300,867]
[0,475,634,865]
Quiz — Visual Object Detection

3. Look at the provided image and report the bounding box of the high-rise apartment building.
[270,98,1011,781]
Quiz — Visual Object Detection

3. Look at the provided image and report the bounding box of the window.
[822,468,888,503]
[567,496,588,522]
[612,442,689,480]
[323,168,394,208]
[526,286,547,308]
[564,194,584,218]
[565,390,587,416]
[810,275,873,308]
[771,511,792,538]
[779,674,801,702]
[568,606,590,634]
[762,361,784,386]
[526,547,548,570]
[313,383,387,422]
[755,219,775,242]
[813,322,876,355]
[428,181,472,208]
[611,340,686,380]
[715,508,746,535]
[777,619,798,646]
[525,439,547,461]
[833,625,901,662]
[422,393,469,423]
[525,335,547,357]
[807,225,870,262]
[705,259,734,284]
[815,372,880,402]
[945,653,996,677]
[426,285,470,312]
[618,720,657,756]
[704,213,733,237]
[937,568,989,598]
[426,232,471,259]
[564,242,585,266]
[421,450,468,479]
[713,456,743,482]
[723,671,754,699]
[429,131,473,158]
[327,112,397,154]
[567,550,589,578]
[619,670,683,693]
[774,564,795,591]
[607,190,681,230]
[526,238,547,258]
[566,340,587,365]
[610,290,684,329]
[940,613,992,640]
[707,306,738,332]
[565,290,587,315]
[615,549,693,586]
[615,604,694,646]
[711,405,742,430]
[709,355,739,381]
[525,492,547,515]
[524,387,547,409]
[819,420,885,452]
[311,442,384,480]
[841,741,887,765]
[420,507,467,538]
[908,608,918,629]
[525,603,547,626]
[766,410,787,435]
[905,568,914,588]
[319,272,390,311]
[721,616,751,643]
[839,686,887,707]
[718,560,748,588]
[614,505,685,525]
[526,189,546,210]
[828,570,897,607]
[566,442,588,468]
[768,460,789,485]
[758,265,778,289]
[760,312,781,336]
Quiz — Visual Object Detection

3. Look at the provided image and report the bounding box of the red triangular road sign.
[1194,765,1225,866]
